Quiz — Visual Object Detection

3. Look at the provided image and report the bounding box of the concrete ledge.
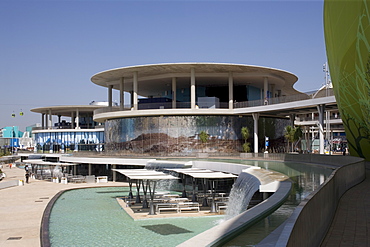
[196,153,209,158]
[272,154,365,247]
[0,179,19,189]
[240,153,253,159]
[178,181,292,247]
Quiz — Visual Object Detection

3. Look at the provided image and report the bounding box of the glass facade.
[104,115,289,156]
[34,131,105,153]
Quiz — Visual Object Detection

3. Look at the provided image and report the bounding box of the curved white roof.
[91,62,299,96]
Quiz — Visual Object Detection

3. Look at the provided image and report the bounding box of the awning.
[112,169,170,177]
[184,172,237,179]
[23,160,77,166]
[112,168,179,215]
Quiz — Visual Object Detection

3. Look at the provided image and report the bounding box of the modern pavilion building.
[30,63,343,156]
[31,102,108,153]
[90,63,306,156]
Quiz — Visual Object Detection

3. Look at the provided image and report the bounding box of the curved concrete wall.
[178,181,291,247]
[275,154,365,247]
[104,115,288,155]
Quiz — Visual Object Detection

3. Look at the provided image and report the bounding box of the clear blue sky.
[0,0,327,130]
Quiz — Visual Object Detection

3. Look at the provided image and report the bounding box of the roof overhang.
[91,63,299,97]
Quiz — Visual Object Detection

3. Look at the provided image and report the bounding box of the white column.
[263,77,269,105]
[318,104,325,154]
[76,109,80,129]
[58,115,61,129]
[41,113,45,129]
[133,71,138,110]
[271,84,276,98]
[229,72,234,109]
[290,114,295,127]
[172,77,177,109]
[112,164,116,182]
[326,110,331,153]
[191,67,196,109]
[88,164,92,176]
[71,112,75,129]
[48,109,52,129]
[253,113,260,154]
[120,78,124,110]
[45,113,48,129]
[108,85,113,107]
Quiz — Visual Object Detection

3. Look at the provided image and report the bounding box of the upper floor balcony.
[93,89,337,122]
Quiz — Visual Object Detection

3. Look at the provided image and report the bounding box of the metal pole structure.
[11,126,14,156]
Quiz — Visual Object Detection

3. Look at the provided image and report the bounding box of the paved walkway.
[0,164,128,247]
[321,168,370,247]
[1,161,370,246]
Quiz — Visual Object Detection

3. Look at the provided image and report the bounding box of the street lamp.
[9,110,23,155]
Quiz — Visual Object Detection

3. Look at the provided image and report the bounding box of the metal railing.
[32,125,104,131]
[93,89,336,114]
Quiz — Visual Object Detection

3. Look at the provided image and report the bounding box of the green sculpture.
[324,0,370,160]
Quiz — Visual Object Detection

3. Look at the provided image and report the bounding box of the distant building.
[30,102,109,153]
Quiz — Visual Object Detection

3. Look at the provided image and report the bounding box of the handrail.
[32,126,104,131]
[93,90,336,114]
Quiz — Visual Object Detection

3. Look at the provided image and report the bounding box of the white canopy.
[167,168,214,173]
[166,168,237,179]
[124,175,179,180]
[181,171,237,179]
[112,169,178,180]
[23,160,77,166]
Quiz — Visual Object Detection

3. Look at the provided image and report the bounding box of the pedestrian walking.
[25,171,30,184]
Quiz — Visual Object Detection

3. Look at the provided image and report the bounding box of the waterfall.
[52,165,63,178]
[145,161,186,192]
[225,172,261,220]
[156,179,179,192]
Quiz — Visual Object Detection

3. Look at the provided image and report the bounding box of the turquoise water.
[49,160,334,246]
[49,187,222,247]
[222,160,333,246]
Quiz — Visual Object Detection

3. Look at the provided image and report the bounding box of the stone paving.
[0,163,128,247]
[321,169,370,247]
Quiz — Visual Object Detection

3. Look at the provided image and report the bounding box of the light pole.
[10,110,24,155]
[11,126,14,156]
[323,62,332,153]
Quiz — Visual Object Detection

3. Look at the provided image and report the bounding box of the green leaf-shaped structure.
[324,0,370,160]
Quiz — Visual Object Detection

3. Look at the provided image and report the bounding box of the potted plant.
[240,126,252,158]
[284,125,302,153]
[197,131,209,158]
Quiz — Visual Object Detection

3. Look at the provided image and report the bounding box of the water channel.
[48,159,333,246]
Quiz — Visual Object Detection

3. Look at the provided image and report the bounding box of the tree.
[199,131,209,153]
[284,125,302,152]
[241,126,251,152]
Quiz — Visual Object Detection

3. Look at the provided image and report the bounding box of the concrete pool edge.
[177,180,292,247]
[275,156,366,247]
[41,190,67,247]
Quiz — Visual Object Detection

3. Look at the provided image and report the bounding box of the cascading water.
[52,165,63,178]
[224,172,261,220]
[156,179,179,191]
[145,161,187,192]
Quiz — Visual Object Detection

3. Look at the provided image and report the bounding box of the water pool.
[48,160,333,246]
[49,187,222,247]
